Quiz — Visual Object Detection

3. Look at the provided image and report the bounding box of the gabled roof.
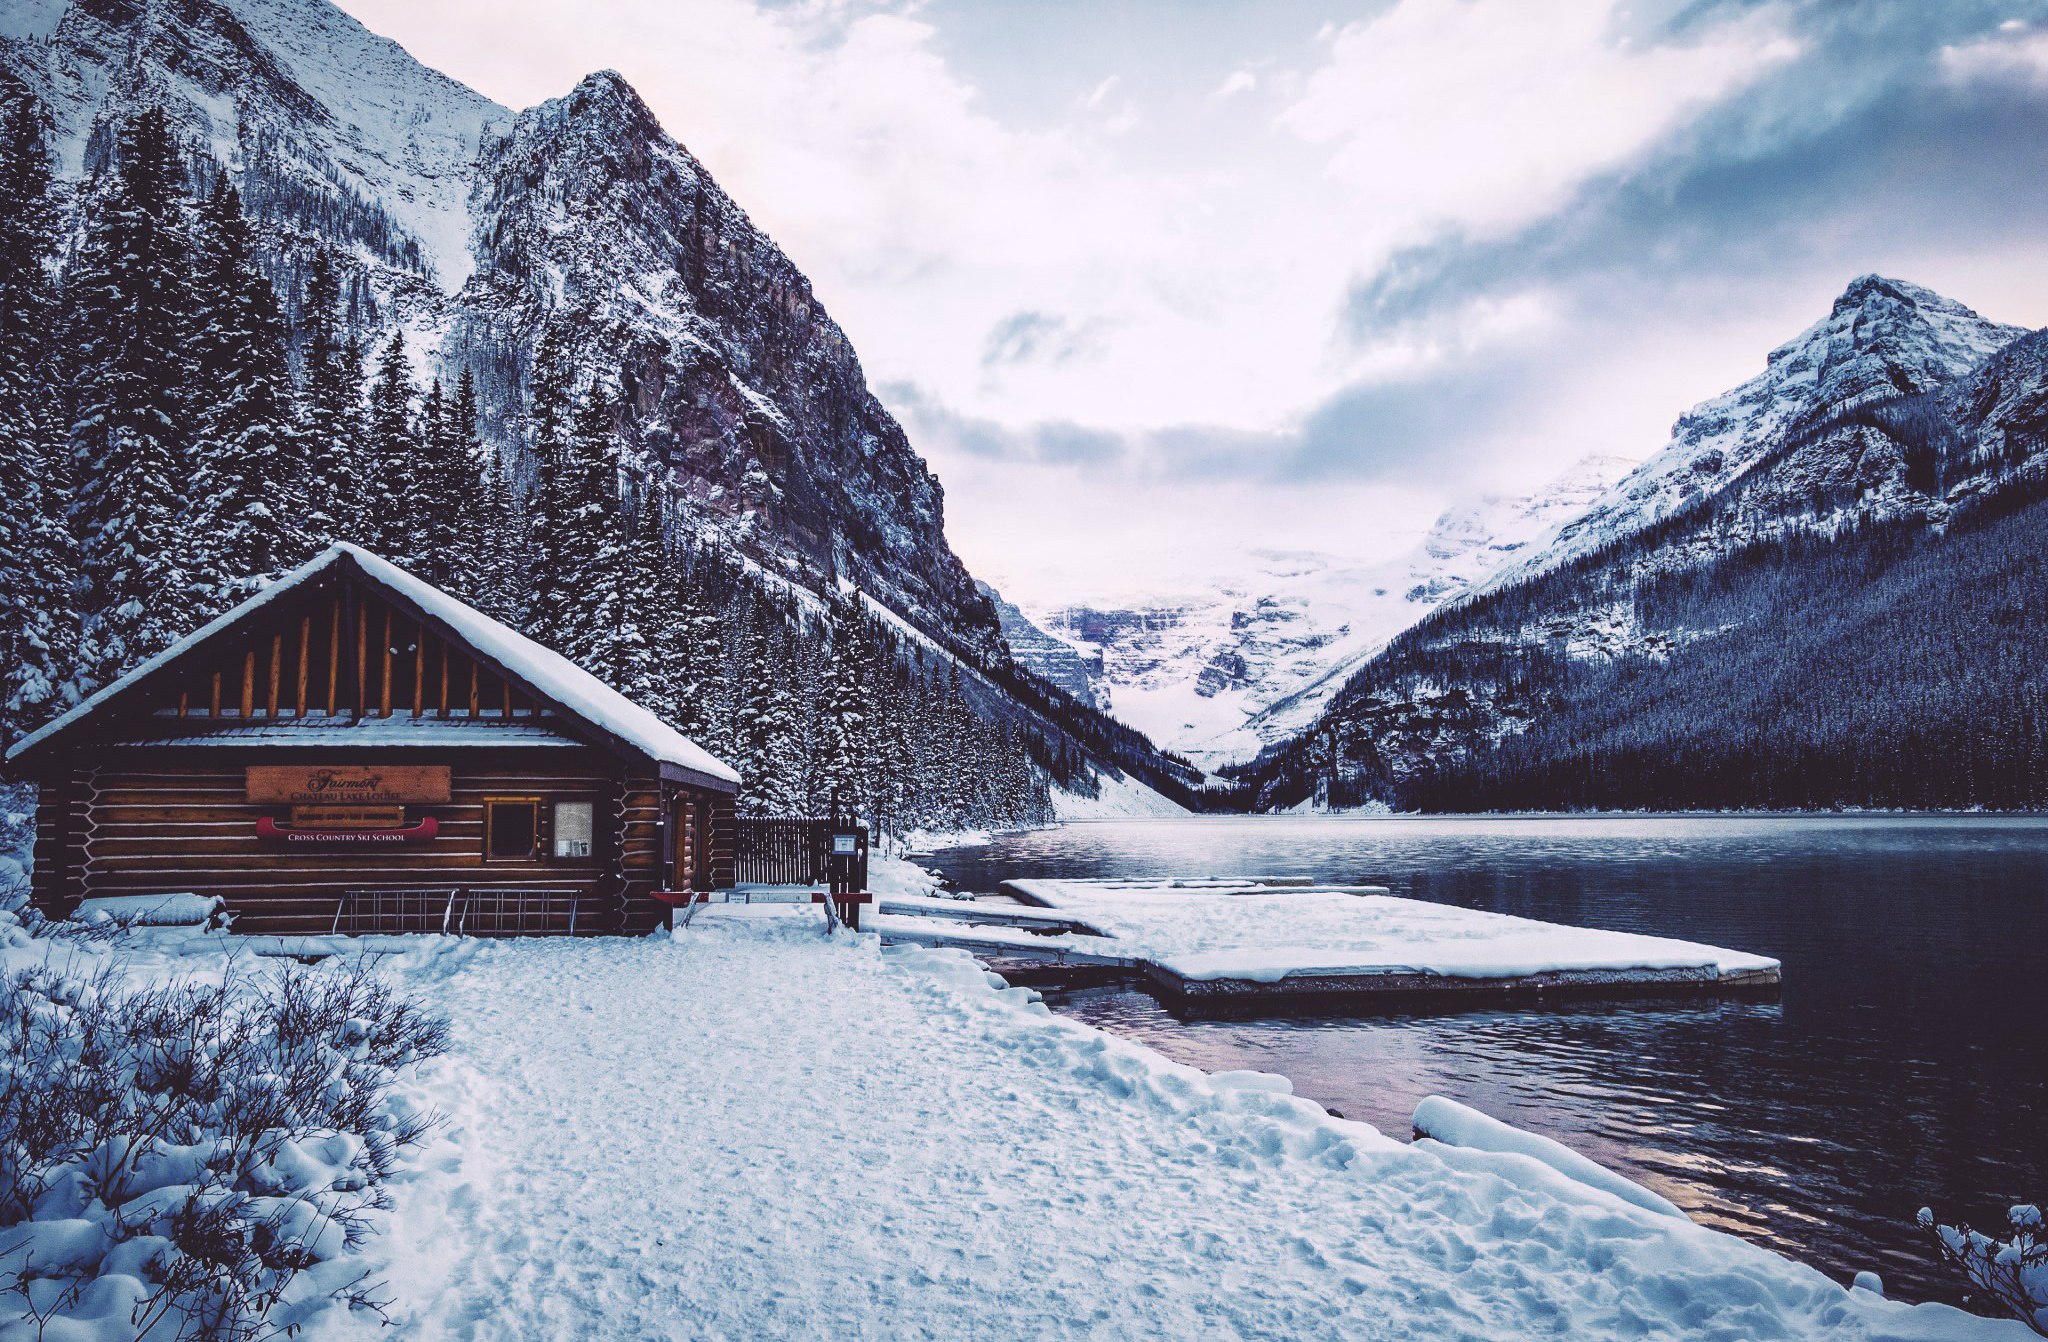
[7,543,740,791]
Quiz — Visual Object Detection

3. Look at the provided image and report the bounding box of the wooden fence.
[733,818,832,886]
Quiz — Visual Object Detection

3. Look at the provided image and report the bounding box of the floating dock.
[878,877,1781,1009]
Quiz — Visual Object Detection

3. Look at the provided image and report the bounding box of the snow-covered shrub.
[0,961,448,1340]
[0,782,33,920]
[1920,1203,2048,1336]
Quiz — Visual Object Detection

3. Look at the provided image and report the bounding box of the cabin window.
[484,797,541,861]
[553,801,595,859]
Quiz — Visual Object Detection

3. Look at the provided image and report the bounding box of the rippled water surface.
[924,816,2048,1306]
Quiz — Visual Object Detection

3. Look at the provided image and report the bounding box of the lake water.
[924,815,2048,1308]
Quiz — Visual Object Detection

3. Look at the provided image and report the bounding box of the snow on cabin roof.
[7,543,741,788]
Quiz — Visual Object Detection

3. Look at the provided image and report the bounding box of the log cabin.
[5,543,740,936]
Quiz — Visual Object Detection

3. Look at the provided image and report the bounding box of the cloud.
[1211,69,1256,99]
[1277,0,1801,252]
[980,310,1098,367]
[1340,4,2048,342]
[1941,23,2048,88]
[881,382,1127,468]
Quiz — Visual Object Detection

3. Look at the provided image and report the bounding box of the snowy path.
[319,912,2017,1341]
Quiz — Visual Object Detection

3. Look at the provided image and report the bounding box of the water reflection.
[927,816,2048,1308]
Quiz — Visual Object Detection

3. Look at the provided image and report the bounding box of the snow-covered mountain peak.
[1018,453,1636,765]
[6,0,504,291]
[1491,276,2028,587]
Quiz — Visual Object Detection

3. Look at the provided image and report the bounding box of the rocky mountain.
[1234,276,2048,812]
[1015,454,1633,767]
[1483,276,2027,591]
[0,0,1001,661]
[979,582,1099,707]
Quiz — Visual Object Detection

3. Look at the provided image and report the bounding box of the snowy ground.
[1001,878,1780,984]
[297,910,2013,1341]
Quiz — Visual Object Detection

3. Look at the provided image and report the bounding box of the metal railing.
[333,887,593,937]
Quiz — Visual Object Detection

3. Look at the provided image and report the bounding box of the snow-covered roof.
[7,543,740,788]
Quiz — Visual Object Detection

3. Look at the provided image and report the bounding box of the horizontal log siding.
[710,795,736,890]
[46,753,706,937]
[29,773,84,916]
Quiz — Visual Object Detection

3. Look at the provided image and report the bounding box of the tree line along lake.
[925,814,2048,1310]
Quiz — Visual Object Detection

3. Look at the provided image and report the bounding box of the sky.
[333,0,2048,607]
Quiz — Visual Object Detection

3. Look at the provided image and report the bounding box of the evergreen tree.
[299,246,364,542]
[186,178,306,613]
[0,92,82,742]
[522,320,576,638]
[66,105,197,678]
[733,600,802,815]
[364,329,418,563]
[411,375,470,587]
[471,447,522,621]
[815,586,868,816]
[669,545,727,749]
[445,368,492,597]
[550,387,635,678]
[621,483,673,712]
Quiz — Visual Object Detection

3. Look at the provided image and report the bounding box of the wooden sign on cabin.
[246,765,451,805]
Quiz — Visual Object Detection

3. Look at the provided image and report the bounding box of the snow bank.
[71,893,223,928]
[1413,1095,1689,1221]
[310,916,2016,1341]
[1005,877,1779,984]
[1052,770,1189,820]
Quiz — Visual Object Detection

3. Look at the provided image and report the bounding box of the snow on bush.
[0,960,448,1340]
[1920,1202,2048,1336]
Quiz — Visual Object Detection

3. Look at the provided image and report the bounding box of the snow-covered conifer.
[186,178,307,613]
[66,106,198,679]
[0,92,83,742]
[552,387,635,678]
[411,375,471,588]
[471,447,522,621]
[298,246,364,543]
[522,320,576,640]
[364,329,419,563]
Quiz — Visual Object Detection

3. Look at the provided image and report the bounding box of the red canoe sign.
[256,815,439,845]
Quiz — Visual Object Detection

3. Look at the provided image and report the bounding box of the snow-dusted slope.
[1025,454,1634,765]
[1485,276,2027,591]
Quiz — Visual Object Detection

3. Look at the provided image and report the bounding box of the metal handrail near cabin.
[334,887,586,937]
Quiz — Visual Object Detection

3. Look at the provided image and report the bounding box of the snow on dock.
[999,876,1781,1002]
[873,891,1103,935]
[316,912,2000,1341]
[866,914,1141,967]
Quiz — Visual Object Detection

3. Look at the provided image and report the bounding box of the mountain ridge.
[1229,273,2048,812]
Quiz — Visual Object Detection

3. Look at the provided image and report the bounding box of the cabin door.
[673,796,713,892]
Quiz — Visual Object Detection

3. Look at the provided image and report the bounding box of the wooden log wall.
[710,795,736,890]
[32,752,704,937]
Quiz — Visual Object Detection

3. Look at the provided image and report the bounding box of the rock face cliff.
[1,0,1003,660]
[1235,276,2048,812]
